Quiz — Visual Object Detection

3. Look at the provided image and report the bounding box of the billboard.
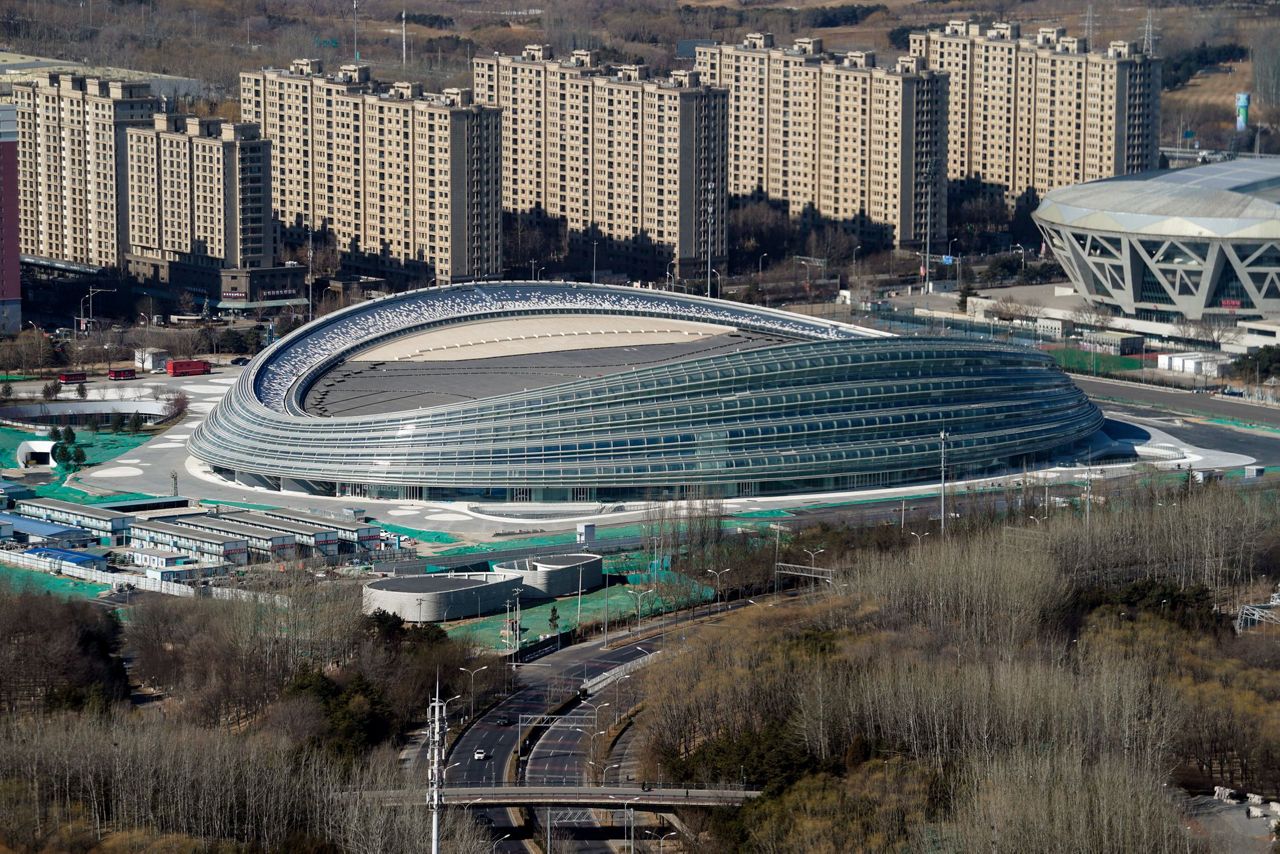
[1237,92,1250,132]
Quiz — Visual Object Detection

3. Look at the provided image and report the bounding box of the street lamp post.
[711,268,721,298]
[593,240,598,284]
[910,531,930,548]
[939,430,949,538]
[609,795,643,853]
[625,588,654,632]
[705,567,732,613]
[646,830,678,853]
[705,180,715,298]
[458,665,489,721]
[801,548,824,568]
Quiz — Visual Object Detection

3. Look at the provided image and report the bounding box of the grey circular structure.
[1035,159,1280,323]
[363,572,522,623]
[0,400,173,428]
[190,282,1102,501]
[491,554,603,597]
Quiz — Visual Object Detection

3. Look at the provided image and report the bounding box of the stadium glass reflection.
[189,283,1103,501]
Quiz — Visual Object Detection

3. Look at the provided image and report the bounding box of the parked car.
[230,356,250,366]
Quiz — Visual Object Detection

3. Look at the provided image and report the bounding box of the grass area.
[1048,348,1145,373]
[1206,417,1280,436]
[445,575,710,650]
[0,425,153,469]
[0,564,109,599]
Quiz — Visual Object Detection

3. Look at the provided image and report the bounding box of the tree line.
[0,573,504,852]
[632,482,1280,851]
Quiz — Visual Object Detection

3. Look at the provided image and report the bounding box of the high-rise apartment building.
[695,34,947,249]
[240,60,501,283]
[13,73,160,268]
[472,47,728,279]
[909,21,1161,206]
[0,105,20,334]
[123,114,301,308]
[126,115,274,270]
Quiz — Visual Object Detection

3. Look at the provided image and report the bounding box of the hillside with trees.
[633,482,1280,851]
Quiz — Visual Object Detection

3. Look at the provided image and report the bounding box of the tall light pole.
[758,252,767,277]
[592,240,598,284]
[1013,243,1027,271]
[711,268,721,297]
[922,161,935,293]
[458,665,488,720]
[609,796,643,853]
[306,228,315,323]
[939,430,949,538]
[705,179,715,298]
[626,587,653,632]
[705,567,732,613]
[665,258,675,290]
[647,830,678,853]
[801,548,824,567]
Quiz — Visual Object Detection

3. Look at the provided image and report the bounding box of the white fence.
[61,565,196,597]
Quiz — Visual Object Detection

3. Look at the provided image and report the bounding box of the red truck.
[57,371,87,385]
[166,359,211,377]
[108,368,136,381]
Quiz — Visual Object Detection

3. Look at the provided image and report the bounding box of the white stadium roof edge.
[1035,158,1280,238]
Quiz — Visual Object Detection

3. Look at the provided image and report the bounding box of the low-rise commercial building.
[256,508,381,551]
[129,519,249,565]
[0,512,96,547]
[15,498,133,545]
[224,510,340,556]
[163,514,296,562]
[1081,330,1144,356]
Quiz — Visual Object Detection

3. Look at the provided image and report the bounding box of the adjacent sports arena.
[189,283,1103,502]
[1035,159,1280,323]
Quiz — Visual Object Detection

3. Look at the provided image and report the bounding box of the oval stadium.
[188,283,1104,502]
[1034,159,1280,323]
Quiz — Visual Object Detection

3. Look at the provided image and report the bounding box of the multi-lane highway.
[442,632,667,851]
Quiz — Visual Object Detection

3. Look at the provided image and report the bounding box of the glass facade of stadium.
[189,283,1103,501]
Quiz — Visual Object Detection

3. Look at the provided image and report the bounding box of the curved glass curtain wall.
[190,284,1102,500]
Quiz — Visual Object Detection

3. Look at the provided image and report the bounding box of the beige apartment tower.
[472,47,728,279]
[13,73,160,268]
[240,60,501,283]
[121,114,302,309]
[126,115,274,271]
[909,21,1161,207]
[696,34,947,249]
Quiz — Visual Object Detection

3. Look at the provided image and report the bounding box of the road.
[442,634,667,852]
[1074,376,1280,429]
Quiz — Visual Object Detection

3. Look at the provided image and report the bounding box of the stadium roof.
[1036,159,1280,238]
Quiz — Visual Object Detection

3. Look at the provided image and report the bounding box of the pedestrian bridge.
[372,785,762,809]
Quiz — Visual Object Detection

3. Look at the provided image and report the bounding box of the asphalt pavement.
[444,635,665,853]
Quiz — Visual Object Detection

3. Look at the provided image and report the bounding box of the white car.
[473,748,489,761]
